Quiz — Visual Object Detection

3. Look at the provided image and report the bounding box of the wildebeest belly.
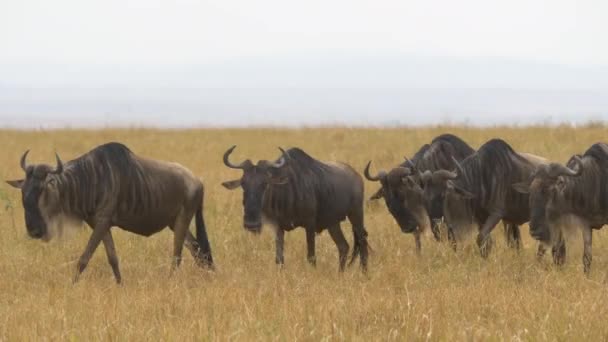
[113,209,181,236]
[316,213,348,229]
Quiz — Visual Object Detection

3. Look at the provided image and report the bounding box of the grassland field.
[1,125,608,341]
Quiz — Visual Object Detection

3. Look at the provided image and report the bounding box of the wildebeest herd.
[5,135,608,283]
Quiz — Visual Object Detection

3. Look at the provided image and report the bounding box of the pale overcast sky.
[1,0,607,66]
[1,0,607,127]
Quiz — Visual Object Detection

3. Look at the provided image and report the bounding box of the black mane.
[561,143,608,215]
[432,134,476,156]
[55,142,155,219]
[264,148,338,221]
[399,134,475,173]
[456,139,532,204]
[583,143,608,168]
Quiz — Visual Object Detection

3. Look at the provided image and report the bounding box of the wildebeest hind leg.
[74,220,111,283]
[582,226,592,275]
[182,231,212,269]
[477,213,502,258]
[305,228,316,266]
[170,210,191,272]
[102,231,122,284]
[347,210,368,271]
[328,223,349,271]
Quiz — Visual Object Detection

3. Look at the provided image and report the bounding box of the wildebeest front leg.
[430,219,442,241]
[447,225,457,251]
[414,230,422,255]
[328,224,349,271]
[305,228,316,266]
[477,213,502,258]
[102,231,122,284]
[552,230,566,266]
[275,229,285,266]
[503,223,521,250]
[74,220,111,283]
[582,225,592,275]
[536,244,547,261]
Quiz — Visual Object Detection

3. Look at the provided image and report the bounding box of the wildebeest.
[221,146,369,271]
[426,139,547,257]
[6,142,213,283]
[513,143,608,274]
[368,134,474,202]
[363,134,525,253]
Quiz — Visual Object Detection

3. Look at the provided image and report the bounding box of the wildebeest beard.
[384,191,419,233]
[22,184,47,239]
[527,186,552,242]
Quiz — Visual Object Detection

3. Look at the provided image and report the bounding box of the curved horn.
[432,169,458,182]
[550,156,583,178]
[451,156,465,176]
[20,150,30,172]
[222,145,251,170]
[50,152,64,174]
[364,161,386,182]
[272,147,288,168]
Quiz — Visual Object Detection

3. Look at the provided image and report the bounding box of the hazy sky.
[1,0,607,127]
[2,0,607,66]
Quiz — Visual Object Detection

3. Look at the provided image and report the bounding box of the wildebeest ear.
[511,182,530,194]
[221,179,242,190]
[6,179,24,189]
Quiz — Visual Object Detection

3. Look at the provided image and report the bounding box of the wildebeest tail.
[348,228,372,267]
[195,199,214,268]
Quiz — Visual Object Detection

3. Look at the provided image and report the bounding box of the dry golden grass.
[1,126,608,341]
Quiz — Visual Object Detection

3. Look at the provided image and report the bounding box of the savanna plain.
[1,126,608,341]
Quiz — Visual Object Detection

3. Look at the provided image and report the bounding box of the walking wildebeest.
[426,139,547,257]
[221,146,369,271]
[6,142,213,283]
[513,143,608,274]
[364,134,521,252]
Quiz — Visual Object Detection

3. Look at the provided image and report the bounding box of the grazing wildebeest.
[427,139,547,257]
[6,142,213,283]
[363,134,525,253]
[513,143,608,274]
[221,146,368,271]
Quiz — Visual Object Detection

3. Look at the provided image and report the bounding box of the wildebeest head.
[429,158,476,233]
[221,145,289,233]
[6,150,64,241]
[364,160,429,234]
[512,156,583,241]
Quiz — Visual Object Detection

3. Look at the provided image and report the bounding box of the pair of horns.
[425,156,462,182]
[547,155,583,178]
[223,145,287,170]
[364,156,414,182]
[20,150,63,174]
[418,169,457,183]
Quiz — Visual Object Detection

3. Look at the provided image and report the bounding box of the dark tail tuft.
[348,229,371,268]
[195,199,214,269]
